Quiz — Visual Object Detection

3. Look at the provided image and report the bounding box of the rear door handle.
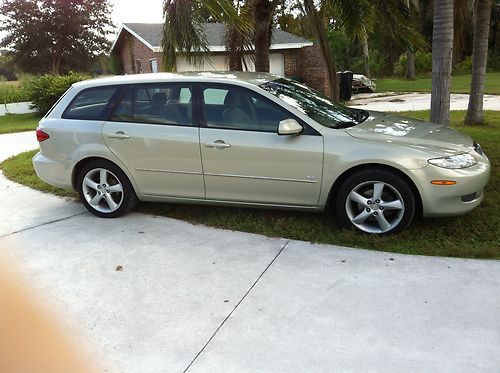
[205,141,231,149]
[106,131,130,140]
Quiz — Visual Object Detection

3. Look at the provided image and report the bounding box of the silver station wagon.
[33,72,490,234]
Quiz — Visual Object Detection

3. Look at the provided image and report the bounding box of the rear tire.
[77,160,137,218]
[335,169,415,235]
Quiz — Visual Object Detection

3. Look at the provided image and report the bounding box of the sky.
[0,0,165,42]
[111,0,164,26]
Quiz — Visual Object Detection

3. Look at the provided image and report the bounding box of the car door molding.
[203,172,318,184]
[135,168,202,176]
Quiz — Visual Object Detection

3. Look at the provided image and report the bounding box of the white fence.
[0,102,36,116]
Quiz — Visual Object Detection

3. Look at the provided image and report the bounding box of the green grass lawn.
[0,113,41,134]
[376,72,500,95]
[1,110,498,259]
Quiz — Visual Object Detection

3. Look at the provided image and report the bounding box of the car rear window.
[63,87,119,120]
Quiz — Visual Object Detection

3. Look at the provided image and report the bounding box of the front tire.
[336,169,415,235]
[77,160,137,218]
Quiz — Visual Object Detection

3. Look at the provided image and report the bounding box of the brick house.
[110,23,331,94]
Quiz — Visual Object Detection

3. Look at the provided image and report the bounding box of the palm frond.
[331,0,374,40]
[162,0,252,72]
[204,0,253,33]
[371,0,428,51]
[224,5,254,71]
[162,0,209,71]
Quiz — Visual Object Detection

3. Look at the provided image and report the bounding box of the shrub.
[350,49,388,77]
[25,72,90,114]
[0,66,17,81]
[487,50,500,72]
[394,52,432,77]
[0,82,30,105]
[453,56,473,75]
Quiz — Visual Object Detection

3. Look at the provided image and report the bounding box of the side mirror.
[278,119,303,136]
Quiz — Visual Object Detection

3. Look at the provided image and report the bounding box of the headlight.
[428,153,477,169]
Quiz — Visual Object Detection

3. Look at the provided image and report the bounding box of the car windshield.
[260,78,367,128]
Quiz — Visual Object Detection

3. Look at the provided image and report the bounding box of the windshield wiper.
[358,109,369,123]
[350,108,369,124]
[333,121,358,129]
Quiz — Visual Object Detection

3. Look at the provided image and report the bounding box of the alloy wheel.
[345,181,405,234]
[81,168,124,213]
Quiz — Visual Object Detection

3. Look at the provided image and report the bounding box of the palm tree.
[162,0,278,73]
[304,0,425,101]
[304,0,339,98]
[224,1,254,71]
[405,0,417,80]
[161,0,248,71]
[360,28,370,78]
[251,0,275,72]
[430,0,454,125]
[465,0,493,124]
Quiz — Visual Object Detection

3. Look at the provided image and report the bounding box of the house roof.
[111,22,313,53]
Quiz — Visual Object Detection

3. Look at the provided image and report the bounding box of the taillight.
[36,129,49,142]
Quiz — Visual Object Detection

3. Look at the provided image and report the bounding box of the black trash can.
[337,71,353,101]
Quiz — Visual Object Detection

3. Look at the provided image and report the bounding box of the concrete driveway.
[1,132,499,373]
[349,92,500,112]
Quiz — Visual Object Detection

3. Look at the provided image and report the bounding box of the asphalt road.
[1,131,499,373]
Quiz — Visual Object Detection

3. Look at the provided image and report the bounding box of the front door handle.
[106,131,130,140]
[205,140,231,149]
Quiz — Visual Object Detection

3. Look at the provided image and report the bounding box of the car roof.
[72,71,280,89]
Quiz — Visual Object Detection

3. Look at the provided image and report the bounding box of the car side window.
[111,84,192,126]
[250,93,292,132]
[63,87,119,120]
[202,86,291,132]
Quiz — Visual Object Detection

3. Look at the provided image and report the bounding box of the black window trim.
[61,85,127,121]
[198,82,320,136]
[107,82,196,127]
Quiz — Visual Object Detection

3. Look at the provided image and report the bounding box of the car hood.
[345,111,473,155]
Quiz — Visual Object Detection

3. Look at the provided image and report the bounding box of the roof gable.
[112,22,313,52]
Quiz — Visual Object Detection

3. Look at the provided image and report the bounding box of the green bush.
[0,82,30,104]
[453,56,473,75]
[487,50,500,72]
[25,72,90,114]
[394,52,432,77]
[350,49,388,77]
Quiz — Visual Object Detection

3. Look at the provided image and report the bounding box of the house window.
[149,58,158,73]
[135,59,142,74]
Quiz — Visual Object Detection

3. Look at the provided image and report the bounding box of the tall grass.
[0,81,30,104]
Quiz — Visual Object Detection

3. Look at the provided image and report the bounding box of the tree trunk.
[405,0,416,80]
[51,52,62,75]
[304,0,339,100]
[465,0,493,124]
[430,0,454,125]
[361,30,370,78]
[254,0,273,72]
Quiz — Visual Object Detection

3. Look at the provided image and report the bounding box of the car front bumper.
[411,156,490,218]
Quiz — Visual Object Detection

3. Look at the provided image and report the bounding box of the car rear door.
[102,83,204,198]
[198,84,323,207]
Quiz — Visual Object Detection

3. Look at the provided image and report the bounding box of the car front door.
[102,83,204,198]
[198,84,323,207]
